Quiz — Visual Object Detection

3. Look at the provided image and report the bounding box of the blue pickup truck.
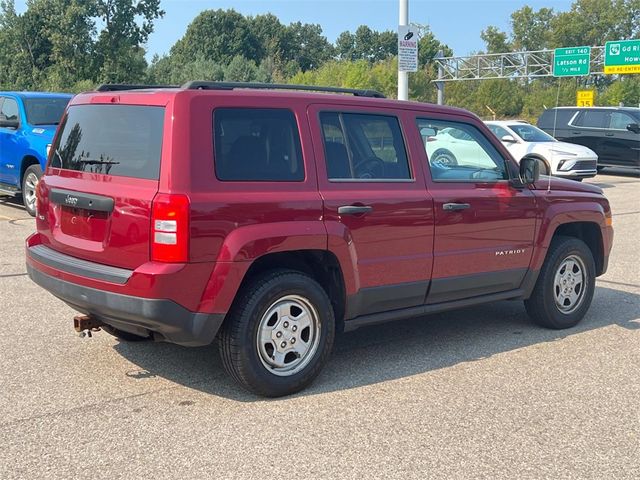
[0,92,72,216]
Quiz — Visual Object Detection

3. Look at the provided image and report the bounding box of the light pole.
[398,0,408,100]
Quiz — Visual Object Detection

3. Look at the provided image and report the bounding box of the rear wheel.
[22,164,42,217]
[525,236,595,329]
[219,270,335,397]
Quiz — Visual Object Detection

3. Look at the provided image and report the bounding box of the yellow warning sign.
[576,90,595,107]
[604,65,640,74]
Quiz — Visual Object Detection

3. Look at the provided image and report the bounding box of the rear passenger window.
[213,108,304,182]
[574,110,606,128]
[320,112,411,180]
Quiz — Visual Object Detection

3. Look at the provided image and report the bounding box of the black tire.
[219,269,335,397]
[22,164,42,217]
[524,236,596,329]
[101,324,150,342]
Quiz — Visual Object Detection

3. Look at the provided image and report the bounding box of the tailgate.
[37,104,165,270]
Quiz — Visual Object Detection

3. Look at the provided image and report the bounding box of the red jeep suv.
[26,82,614,396]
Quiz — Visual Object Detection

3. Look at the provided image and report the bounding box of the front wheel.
[219,270,335,397]
[22,164,42,217]
[524,236,596,329]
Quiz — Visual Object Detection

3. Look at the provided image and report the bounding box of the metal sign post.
[397,0,410,101]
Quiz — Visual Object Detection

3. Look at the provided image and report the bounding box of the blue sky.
[15,0,575,58]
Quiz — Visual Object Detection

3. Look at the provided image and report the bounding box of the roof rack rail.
[95,84,178,92]
[181,81,386,98]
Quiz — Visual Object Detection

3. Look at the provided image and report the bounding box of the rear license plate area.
[60,206,108,241]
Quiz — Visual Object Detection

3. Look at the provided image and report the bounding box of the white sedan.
[485,121,597,180]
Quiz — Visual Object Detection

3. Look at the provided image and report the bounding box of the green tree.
[250,13,285,62]
[480,26,511,53]
[0,0,38,88]
[551,0,639,47]
[476,79,524,117]
[92,0,163,83]
[511,6,554,51]
[146,53,172,84]
[170,9,260,67]
[417,27,453,66]
[335,26,396,62]
[521,80,578,121]
[0,0,95,90]
[286,21,333,71]
[335,31,356,60]
[600,76,640,107]
[224,55,259,82]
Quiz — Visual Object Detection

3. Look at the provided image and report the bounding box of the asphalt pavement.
[1,170,639,479]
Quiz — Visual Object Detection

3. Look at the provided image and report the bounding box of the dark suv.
[537,107,640,171]
[27,82,613,396]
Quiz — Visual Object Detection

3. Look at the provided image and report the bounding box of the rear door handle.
[443,202,470,211]
[605,133,614,137]
[338,205,373,215]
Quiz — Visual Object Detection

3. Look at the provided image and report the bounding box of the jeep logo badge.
[64,195,79,206]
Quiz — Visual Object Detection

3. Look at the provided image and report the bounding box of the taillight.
[35,178,47,220]
[151,193,190,262]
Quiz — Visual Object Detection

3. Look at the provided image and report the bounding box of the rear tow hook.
[73,315,104,338]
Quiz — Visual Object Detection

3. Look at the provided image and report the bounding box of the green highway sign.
[553,46,591,77]
[604,39,640,74]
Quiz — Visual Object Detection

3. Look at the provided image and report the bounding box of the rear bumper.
[27,264,224,346]
[25,239,226,346]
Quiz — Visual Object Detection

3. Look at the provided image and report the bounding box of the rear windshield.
[50,104,164,180]
[23,97,70,125]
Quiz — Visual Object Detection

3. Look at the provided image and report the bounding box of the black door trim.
[426,268,528,304]
[345,280,430,320]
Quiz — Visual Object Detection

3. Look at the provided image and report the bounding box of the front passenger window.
[607,112,635,130]
[417,118,508,182]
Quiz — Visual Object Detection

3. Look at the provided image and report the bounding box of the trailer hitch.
[73,315,104,338]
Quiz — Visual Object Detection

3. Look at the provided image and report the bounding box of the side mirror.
[626,123,640,134]
[0,118,19,129]
[519,155,541,184]
[501,134,517,143]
